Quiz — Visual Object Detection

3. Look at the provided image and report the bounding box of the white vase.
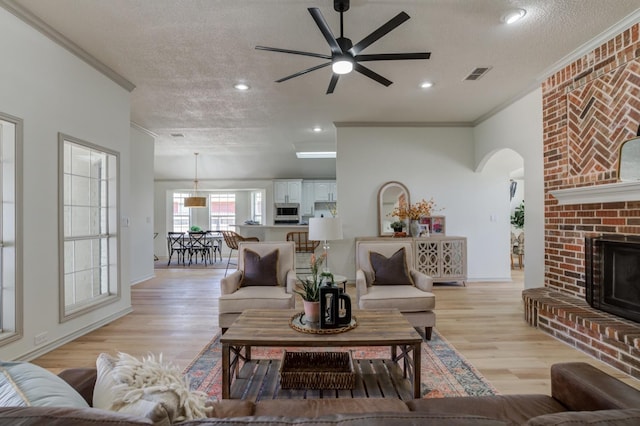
[410,220,421,237]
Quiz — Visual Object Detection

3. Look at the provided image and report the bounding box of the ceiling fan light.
[332,59,353,75]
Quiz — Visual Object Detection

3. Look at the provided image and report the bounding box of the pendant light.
[184,152,207,208]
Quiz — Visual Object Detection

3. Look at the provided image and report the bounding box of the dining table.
[166,231,223,265]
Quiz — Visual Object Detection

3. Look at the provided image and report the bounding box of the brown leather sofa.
[1,362,639,425]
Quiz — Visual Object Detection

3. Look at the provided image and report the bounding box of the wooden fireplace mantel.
[550,181,640,205]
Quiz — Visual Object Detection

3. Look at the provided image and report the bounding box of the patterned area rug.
[183,329,498,400]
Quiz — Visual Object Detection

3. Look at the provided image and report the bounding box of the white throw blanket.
[110,352,210,422]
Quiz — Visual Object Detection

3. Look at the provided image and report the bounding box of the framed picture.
[421,216,446,235]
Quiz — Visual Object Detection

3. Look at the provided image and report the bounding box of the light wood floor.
[33,266,640,394]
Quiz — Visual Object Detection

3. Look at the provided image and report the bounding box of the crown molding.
[334,121,473,128]
[539,9,640,83]
[0,0,135,92]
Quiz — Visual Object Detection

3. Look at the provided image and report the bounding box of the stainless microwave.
[274,203,300,224]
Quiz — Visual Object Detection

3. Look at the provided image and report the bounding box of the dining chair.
[286,231,320,273]
[221,231,260,276]
[187,231,212,266]
[167,232,188,266]
[205,230,223,262]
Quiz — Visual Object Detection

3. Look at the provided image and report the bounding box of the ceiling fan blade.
[355,52,431,62]
[308,8,342,55]
[326,74,340,94]
[256,46,331,60]
[349,11,410,55]
[275,62,332,83]
[354,63,392,87]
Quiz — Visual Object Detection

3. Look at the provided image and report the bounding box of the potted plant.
[294,253,328,323]
[511,201,524,230]
[390,220,405,233]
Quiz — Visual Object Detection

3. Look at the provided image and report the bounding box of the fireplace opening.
[585,235,640,323]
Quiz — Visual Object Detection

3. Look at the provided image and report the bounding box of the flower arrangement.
[294,253,333,302]
[388,198,439,221]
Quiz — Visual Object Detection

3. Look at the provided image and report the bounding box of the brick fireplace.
[523,22,640,379]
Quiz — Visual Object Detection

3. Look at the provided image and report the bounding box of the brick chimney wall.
[543,23,640,297]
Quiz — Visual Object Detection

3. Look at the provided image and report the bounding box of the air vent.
[464,67,492,81]
[170,133,185,138]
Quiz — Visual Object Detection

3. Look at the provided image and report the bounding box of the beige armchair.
[219,241,296,333]
[355,240,436,340]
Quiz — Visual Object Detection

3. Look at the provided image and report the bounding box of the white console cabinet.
[414,236,467,285]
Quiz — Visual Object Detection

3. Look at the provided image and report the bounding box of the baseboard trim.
[18,307,133,361]
[131,273,155,285]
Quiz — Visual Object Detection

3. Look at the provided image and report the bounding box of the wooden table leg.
[222,342,230,399]
[413,341,421,398]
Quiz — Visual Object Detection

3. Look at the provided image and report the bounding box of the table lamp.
[309,216,343,274]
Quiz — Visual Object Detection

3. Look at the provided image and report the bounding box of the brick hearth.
[523,288,640,379]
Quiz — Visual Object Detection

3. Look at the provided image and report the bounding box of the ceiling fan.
[256,0,431,94]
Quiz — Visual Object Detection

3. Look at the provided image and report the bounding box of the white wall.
[130,126,155,284]
[333,126,513,282]
[474,88,544,289]
[0,8,132,359]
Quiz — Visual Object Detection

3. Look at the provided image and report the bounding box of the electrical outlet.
[34,332,48,345]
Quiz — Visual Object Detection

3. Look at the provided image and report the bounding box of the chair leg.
[425,327,433,341]
[224,249,235,277]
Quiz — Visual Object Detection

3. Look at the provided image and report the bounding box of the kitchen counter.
[235,224,308,241]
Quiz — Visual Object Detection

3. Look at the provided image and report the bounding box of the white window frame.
[0,112,23,346]
[172,192,191,232]
[251,190,263,224]
[59,134,120,322]
[209,193,235,231]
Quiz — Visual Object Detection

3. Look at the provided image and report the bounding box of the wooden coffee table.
[221,309,422,399]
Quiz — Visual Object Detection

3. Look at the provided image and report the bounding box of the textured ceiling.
[8,0,640,180]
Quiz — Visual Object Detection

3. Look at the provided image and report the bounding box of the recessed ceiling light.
[420,81,433,89]
[234,83,250,91]
[503,9,526,24]
[312,126,323,132]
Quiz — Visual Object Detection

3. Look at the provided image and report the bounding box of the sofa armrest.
[410,269,433,292]
[57,368,97,406]
[285,269,296,294]
[551,362,640,411]
[355,269,368,304]
[220,270,242,295]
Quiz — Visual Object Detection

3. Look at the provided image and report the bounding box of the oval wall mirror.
[618,136,640,181]
[378,181,410,236]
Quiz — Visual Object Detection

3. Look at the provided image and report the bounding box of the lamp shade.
[184,196,207,208]
[309,217,343,241]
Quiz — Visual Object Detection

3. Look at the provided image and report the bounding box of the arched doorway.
[477,148,525,280]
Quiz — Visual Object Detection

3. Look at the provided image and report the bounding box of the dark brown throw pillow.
[240,249,279,287]
[369,247,414,286]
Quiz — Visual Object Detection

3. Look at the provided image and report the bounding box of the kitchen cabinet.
[274,179,302,203]
[314,181,337,202]
[301,181,315,216]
